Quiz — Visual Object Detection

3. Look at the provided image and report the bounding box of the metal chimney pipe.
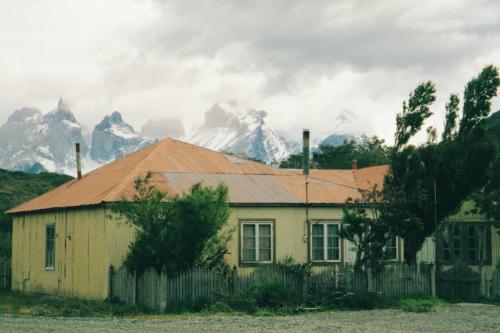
[302,129,310,175]
[75,143,82,180]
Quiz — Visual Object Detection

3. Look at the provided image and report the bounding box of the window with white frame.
[241,222,273,264]
[384,235,398,261]
[45,224,55,270]
[310,222,341,262]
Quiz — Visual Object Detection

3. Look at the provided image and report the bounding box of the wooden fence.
[492,269,500,298]
[0,260,10,290]
[436,263,481,301]
[110,264,433,311]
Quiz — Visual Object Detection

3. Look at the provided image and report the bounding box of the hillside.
[0,169,72,259]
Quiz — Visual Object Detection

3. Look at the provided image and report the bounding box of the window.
[384,235,398,261]
[468,225,487,262]
[241,222,273,264]
[45,224,55,270]
[440,223,490,264]
[310,222,341,262]
[443,224,461,261]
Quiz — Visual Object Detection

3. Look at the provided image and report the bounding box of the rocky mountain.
[183,102,296,163]
[90,111,156,163]
[0,101,156,174]
[0,99,369,174]
[0,99,86,174]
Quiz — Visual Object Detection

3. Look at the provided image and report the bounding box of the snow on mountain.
[90,111,156,163]
[0,99,86,174]
[183,102,296,163]
[0,101,157,175]
[314,110,365,147]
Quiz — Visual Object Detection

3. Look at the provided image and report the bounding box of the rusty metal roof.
[7,138,388,213]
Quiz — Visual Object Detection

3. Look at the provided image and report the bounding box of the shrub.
[337,291,382,310]
[400,297,441,313]
[217,291,257,313]
[252,280,301,309]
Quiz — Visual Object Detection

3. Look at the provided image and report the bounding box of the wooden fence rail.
[110,264,433,311]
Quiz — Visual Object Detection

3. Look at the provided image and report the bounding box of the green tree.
[385,65,500,263]
[394,81,436,149]
[111,172,232,276]
[340,185,391,272]
[279,136,388,170]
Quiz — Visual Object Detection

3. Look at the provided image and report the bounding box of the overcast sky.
[1,0,499,143]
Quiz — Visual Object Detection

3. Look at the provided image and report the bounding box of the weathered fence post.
[230,266,237,293]
[133,271,138,306]
[302,270,308,302]
[479,265,489,298]
[366,268,374,292]
[108,265,114,299]
[430,264,436,297]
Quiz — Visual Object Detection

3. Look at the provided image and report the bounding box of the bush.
[208,280,300,314]
[400,297,441,313]
[336,291,382,310]
[216,291,257,313]
[252,280,301,309]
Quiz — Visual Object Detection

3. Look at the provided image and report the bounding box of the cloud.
[0,0,499,144]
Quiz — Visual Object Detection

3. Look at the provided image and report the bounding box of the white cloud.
[0,0,499,144]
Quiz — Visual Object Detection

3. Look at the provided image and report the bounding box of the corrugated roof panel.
[163,173,301,203]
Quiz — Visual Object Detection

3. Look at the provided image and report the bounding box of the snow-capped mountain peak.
[90,111,155,163]
[183,102,295,163]
[0,100,85,174]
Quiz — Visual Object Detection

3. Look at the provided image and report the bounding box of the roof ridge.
[102,139,167,201]
[168,137,285,171]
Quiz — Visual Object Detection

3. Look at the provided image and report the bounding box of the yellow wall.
[105,209,137,270]
[225,206,404,273]
[11,208,109,299]
[11,203,498,300]
[8,205,432,299]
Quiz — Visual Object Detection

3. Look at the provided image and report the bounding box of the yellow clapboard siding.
[11,208,109,299]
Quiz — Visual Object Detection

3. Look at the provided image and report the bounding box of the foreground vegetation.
[0,291,144,317]
[0,290,452,318]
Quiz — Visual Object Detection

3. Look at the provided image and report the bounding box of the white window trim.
[384,235,399,262]
[310,221,341,263]
[240,221,274,264]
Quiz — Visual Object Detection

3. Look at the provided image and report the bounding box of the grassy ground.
[0,291,146,317]
[0,291,453,318]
